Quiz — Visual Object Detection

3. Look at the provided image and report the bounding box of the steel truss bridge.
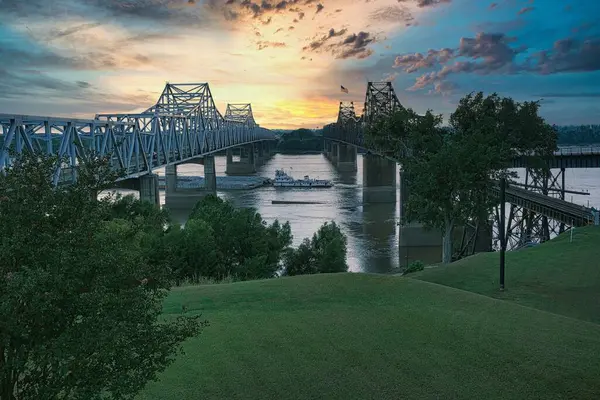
[323,81,600,254]
[0,83,276,186]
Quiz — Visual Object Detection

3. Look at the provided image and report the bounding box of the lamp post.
[499,178,506,291]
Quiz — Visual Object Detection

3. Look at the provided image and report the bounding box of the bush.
[403,260,425,275]
[282,221,348,276]
[183,194,292,282]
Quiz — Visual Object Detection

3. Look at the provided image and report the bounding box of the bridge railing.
[554,146,600,156]
[0,114,275,185]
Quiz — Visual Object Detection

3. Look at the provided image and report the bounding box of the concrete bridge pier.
[362,153,396,204]
[255,143,265,166]
[330,142,340,165]
[165,164,178,194]
[336,143,357,172]
[361,201,398,273]
[398,169,442,266]
[226,145,256,175]
[264,141,275,158]
[113,174,160,207]
[203,156,217,192]
[139,173,160,207]
[323,140,333,161]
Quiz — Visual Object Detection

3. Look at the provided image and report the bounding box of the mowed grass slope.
[138,273,600,400]
[414,226,600,323]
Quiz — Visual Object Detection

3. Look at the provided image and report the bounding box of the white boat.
[273,169,333,188]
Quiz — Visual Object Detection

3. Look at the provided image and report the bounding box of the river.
[113,153,600,274]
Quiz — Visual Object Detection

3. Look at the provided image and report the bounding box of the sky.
[0,0,599,129]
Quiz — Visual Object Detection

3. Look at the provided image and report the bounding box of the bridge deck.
[491,183,596,226]
[0,83,276,186]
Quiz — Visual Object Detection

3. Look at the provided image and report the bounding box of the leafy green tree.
[282,221,348,276]
[108,192,171,233]
[366,92,557,263]
[283,238,318,276]
[188,195,292,281]
[171,219,219,283]
[277,128,324,152]
[311,221,348,273]
[0,153,205,400]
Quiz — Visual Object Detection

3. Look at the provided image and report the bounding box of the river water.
[114,153,600,274]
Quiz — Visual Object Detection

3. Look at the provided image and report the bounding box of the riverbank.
[158,175,269,190]
[137,229,600,399]
[412,226,600,323]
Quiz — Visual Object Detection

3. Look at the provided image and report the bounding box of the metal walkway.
[491,183,597,227]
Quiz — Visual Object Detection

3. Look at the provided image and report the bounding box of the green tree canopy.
[186,195,293,281]
[283,221,348,276]
[0,154,204,400]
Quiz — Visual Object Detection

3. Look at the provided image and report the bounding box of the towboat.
[272,169,333,188]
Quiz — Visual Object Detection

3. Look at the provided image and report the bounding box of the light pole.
[499,178,506,291]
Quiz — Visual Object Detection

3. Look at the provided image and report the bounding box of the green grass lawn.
[414,226,600,323]
[138,272,600,400]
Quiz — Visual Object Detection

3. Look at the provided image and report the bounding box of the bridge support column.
[330,142,340,165]
[226,145,256,175]
[323,140,330,160]
[165,164,177,194]
[336,143,357,172]
[255,143,265,166]
[139,174,160,207]
[399,170,409,221]
[362,154,396,204]
[265,141,274,157]
[203,156,217,193]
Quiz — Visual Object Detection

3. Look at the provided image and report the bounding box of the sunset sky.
[0,0,599,129]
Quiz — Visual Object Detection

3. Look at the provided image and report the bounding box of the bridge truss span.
[224,103,257,127]
[0,83,275,185]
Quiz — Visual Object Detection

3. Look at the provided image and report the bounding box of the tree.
[366,92,557,263]
[0,153,205,400]
[165,219,219,284]
[311,221,348,273]
[282,221,348,276]
[283,238,318,276]
[187,195,292,281]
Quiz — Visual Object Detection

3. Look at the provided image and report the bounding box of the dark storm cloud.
[530,37,600,74]
[303,28,348,50]
[0,0,205,26]
[517,6,534,15]
[256,40,287,50]
[393,32,600,93]
[396,0,452,8]
[223,0,321,18]
[301,28,376,60]
[394,32,523,90]
[337,32,375,59]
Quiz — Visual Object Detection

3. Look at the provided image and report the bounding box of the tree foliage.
[283,221,348,276]
[173,194,294,281]
[555,125,600,145]
[366,92,557,263]
[277,128,323,152]
[0,154,205,400]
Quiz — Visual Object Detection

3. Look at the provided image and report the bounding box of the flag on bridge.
[341,85,349,94]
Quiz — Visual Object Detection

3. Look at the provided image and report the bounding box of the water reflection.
[103,153,600,274]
